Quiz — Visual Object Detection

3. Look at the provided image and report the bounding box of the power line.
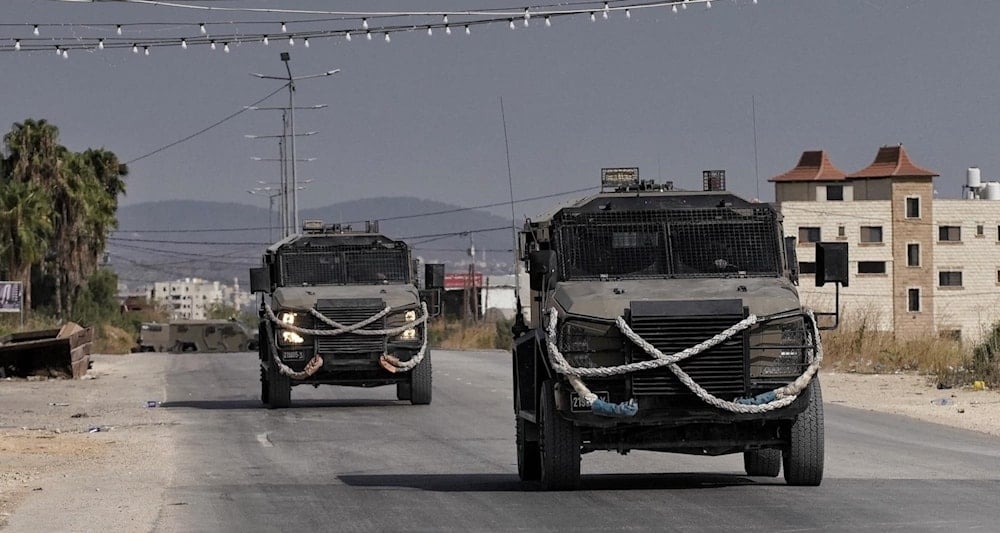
[125,84,286,164]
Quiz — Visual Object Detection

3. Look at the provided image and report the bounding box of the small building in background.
[150,277,252,320]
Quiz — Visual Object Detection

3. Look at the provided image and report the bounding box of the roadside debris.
[0,323,93,379]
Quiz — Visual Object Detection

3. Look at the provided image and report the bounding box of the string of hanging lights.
[4,0,758,55]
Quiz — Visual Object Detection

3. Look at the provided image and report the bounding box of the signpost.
[0,281,24,328]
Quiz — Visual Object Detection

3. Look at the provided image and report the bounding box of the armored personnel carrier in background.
[136,320,257,353]
[512,168,847,489]
[250,220,436,408]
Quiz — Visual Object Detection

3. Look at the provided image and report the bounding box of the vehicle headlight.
[398,328,417,341]
[280,312,297,325]
[750,317,808,378]
[281,331,305,344]
[404,310,417,322]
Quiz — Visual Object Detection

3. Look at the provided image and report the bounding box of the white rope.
[263,300,429,374]
[545,307,822,414]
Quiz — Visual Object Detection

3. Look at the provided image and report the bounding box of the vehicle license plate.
[570,390,609,412]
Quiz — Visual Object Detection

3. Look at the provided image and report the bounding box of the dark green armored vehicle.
[511,168,847,490]
[250,220,433,408]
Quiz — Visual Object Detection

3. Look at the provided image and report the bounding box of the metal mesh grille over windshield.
[279,245,409,286]
[553,208,780,279]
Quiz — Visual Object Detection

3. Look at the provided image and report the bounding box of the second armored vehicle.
[250,220,433,408]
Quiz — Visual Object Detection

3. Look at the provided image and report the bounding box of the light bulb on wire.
[62,49,68,59]
[443,15,449,25]
[303,38,309,48]
[14,40,20,51]
[223,42,230,53]
[384,32,390,43]
[509,19,516,30]
[626,9,631,19]
[98,39,104,50]
[55,46,61,56]
[263,35,269,45]
[144,46,150,56]
[210,40,216,50]
[590,12,596,22]
[116,25,122,35]
[132,43,138,54]
[199,23,206,34]
[545,16,551,27]
[603,3,609,19]
[465,25,471,35]
[366,31,372,41]
[345,32,352,42]
[281,22,287,33]
[33,25,39,36]
[446,25,452,35]
[288,36,294,46]
[672,4,679,13]
[682,1,688,10]
[427,27,433,36]
[181,38,187,49]
[706,1,712,8]
[362,18,369,29]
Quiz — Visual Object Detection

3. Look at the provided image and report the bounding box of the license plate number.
[570,391,609,412]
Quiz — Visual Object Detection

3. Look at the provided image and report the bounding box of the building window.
[939,225,962,242]
[905,197,920,218]
[799,262,817,274]
[907,243,920,267]
[798,227,821,244]
[826,185,844,201]
[860,226,883,243]
[837,225,846,238]
[907,288,921,312]
[858,261,887,274]
[977,224,985,237]
[939,271,963,287]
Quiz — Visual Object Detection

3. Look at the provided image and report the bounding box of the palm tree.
[0,180,52,312]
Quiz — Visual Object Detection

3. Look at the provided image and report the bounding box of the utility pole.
[245,130,318,237]
[252,52,338,234]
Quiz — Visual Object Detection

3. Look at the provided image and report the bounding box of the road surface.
[149,350,1000,532]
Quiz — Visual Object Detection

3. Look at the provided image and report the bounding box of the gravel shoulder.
[1,355,998,530]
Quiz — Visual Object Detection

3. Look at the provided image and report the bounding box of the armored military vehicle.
[512,168,847,490]
[249,220,433,408]
[136,320,258,353]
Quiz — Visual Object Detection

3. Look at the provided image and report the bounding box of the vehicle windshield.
[553,207,781,280]
[278,244,410,286]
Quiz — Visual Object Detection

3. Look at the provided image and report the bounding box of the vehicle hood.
[551,278,800,321]
[271,284,420,311]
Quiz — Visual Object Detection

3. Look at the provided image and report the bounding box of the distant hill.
[111,197,517,289]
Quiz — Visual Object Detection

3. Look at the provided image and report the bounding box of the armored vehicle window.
[552,207,780,280]
[279,243,410,286]
[222,326,236,335]
[176,325,189,333]
[205,326,216,334]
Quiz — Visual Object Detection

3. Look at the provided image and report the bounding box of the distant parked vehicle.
[135,320,258,353]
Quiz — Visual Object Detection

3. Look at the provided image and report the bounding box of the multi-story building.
[151,277,252,320]
[773,145,1000,342]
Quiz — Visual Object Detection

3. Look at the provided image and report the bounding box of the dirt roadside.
[0,355,998,530]
[0,354,175,531]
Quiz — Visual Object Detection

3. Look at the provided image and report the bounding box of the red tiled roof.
[847,145,937,179]
[769,150,847,182]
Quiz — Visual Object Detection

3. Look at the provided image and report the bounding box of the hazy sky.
[4,0,1000,220]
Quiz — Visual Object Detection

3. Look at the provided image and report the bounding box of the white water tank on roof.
[985,182,1000,200]
[968,167,982,189]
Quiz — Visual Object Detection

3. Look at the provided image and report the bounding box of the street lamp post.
[252,52,339,234]
[245,130,318,237]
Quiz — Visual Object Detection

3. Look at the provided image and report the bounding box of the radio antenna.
[500,96,525,329]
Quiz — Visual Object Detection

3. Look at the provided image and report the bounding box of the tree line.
[0,119,127,319]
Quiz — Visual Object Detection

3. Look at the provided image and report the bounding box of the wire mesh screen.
[553,208,780,280]
[279,245,410,286]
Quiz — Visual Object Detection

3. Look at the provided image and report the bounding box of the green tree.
[0,180,53,311]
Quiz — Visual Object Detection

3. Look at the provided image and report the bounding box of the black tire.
[260,366,269,406]
[516,416,541,481]
[783,379,824,486]
[538,380,581,490]
[267,355,291,409]
[396,382,412,401]
[409,351,432,405]
[744,449,781,477]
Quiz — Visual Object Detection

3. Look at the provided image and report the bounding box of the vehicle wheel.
[538,380,581,490]
[783,379,824,486]
[267,359,291,409]
[409,350,432,405]
[260,366,269,406]
[516,416,541,481]
[396,382,412,401]
[744,449,781,477]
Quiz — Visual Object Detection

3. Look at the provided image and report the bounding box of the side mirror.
[249,267,271,293]
[529,250,559,291]
[815,242,849,287]
[419,289,442,318]
[784,236,799,285]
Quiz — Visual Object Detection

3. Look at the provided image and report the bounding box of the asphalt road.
[154,350,1000,532]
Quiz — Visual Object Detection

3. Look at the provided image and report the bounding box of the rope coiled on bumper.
[544,307,822,416]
